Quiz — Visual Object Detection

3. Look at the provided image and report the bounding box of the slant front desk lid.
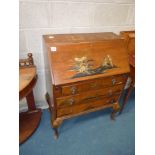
[43,32,130,86]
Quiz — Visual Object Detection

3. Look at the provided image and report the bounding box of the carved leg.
[111,102,120,120]
[111,111,115,120]
[53,128,58,140]
[45,92,63,139]
[52,118,63,140]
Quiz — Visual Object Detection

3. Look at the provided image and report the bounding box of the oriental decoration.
[69,55,118,79]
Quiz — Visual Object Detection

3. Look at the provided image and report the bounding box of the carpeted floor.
[20,89,135,155]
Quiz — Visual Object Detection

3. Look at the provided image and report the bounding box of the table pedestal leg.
[26,91,36,111]
[20,90,42,144]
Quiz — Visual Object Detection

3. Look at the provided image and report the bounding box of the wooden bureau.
[43,32,130,139]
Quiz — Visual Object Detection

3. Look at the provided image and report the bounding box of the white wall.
[19,0,135,110]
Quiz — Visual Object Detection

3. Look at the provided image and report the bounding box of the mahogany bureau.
[43,32,130,139]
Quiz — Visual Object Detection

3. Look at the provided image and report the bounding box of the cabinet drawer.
[56,84,124,108]
[61,74,127,96]
[57,95,119,117]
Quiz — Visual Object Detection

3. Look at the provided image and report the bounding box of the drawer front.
[61,74,127,96]
[56,84,124,108]
[57,95,119,117]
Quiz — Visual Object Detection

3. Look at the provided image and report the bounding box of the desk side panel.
[42,38,54,107]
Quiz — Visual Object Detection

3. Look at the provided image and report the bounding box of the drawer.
[61,74,127,96]
[56,84,124,108]
[57,95,119,117]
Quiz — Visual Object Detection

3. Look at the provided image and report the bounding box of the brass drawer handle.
[117,81,123,84]
[68,98,74,105]
[112,79,116,85]
[70,86,77,94]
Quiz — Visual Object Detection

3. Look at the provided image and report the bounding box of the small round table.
[19,66,41,144]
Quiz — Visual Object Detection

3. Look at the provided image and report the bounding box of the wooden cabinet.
[43,32,130,139]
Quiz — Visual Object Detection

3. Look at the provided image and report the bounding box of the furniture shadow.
[59,89,135,134]
[59,108,112,134]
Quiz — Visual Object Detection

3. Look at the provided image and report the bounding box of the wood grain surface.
[43,32,130,139]
[43,32,130,86]
[19,67,36,92]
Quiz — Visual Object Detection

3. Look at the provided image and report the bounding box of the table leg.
[20,90,42,144]
[26,90,36,111]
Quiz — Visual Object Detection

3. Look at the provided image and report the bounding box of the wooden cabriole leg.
[52,118,63,140]
[26,90,36,111]
[53,128,58,140]
[111,102,120,120]
[45,92,63,139]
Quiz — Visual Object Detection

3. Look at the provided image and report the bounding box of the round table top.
[19,67,36,92]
